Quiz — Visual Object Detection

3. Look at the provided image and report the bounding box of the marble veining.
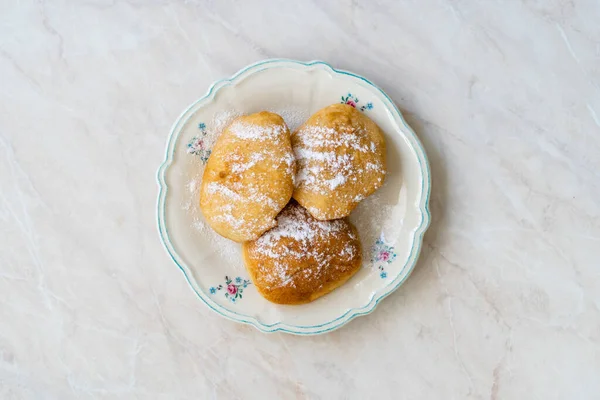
[0,0,599,399]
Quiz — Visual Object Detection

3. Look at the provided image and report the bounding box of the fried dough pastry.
[292,104,386,220]
[242,202,362,304]
[200,112,295,242]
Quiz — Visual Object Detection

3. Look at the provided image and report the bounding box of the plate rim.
[156,59,431,335]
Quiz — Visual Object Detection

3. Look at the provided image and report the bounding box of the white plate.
[157,59,431,335]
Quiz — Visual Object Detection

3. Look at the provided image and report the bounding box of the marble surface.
[1,0,599,398]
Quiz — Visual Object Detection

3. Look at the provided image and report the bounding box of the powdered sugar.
[255,205,345,252]
[268,105,309,132]
[293,148,354,192]
[187,179,198,194]
[193,111,241,154]
[247,203,359,290]
[324,173,347,190]
[190,214,243,267]
[229,119,286,141]
[229,152,265,173]
[366,162,384,172]
[213,110,242,133]
[206,182,242,201]
[348,187,399,268]
[353,194,365,202]
[299,126,372,153]
[244,184,279,210]
[292,124,379,195]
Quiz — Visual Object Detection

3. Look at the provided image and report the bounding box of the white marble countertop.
[1,1,599,399]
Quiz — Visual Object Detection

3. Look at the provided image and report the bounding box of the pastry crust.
[200,112,295,242]
[242,202,362,304]
[292,104,386,220]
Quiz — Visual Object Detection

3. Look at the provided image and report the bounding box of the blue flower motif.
[198,122,206,131]
[235,277,242,284]
[347,93,352,97]
[366,102,373,110]
[209,287,217,294]
[380,271,387,279]
[231,297,236,303]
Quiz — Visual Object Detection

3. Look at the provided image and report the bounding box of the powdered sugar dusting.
[206,182,242,201]
[348,186,401,268]
[196,111,241,154]
[268,105,309,132]
[213,110,242,133]
[255,205,345,252]
[190,214,242,267]
[229,119,286,141]
[247,203,359,290]
[293,124,382,195]
[324,173,347,190]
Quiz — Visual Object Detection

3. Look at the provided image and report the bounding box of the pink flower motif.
[227,284,237,295]
[380,251,390,262]
[346,100,357,108]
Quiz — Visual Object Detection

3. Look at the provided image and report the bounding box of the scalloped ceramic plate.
[157,59,430,335]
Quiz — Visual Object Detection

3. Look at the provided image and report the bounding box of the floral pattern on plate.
[209,276,252,303]
[371,238,397,279]
[187,122,211,163]
[341,93,373,111]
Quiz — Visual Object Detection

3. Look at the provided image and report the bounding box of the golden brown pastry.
[292,103,386,220]
[200,112,295,242]
[242,202,362,304]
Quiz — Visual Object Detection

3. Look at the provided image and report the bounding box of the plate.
[156,59,431,335]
